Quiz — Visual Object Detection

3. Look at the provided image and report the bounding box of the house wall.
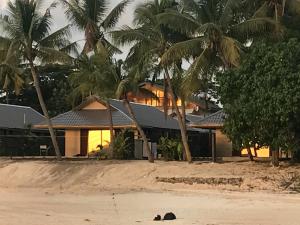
[128,84,186,109]
[65,130,81,157]
[216,129,233,157]
[83,101,107,110]
[241,146,270,157]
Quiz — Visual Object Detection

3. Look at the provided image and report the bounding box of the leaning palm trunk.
[123,99,154,163]
[106,100,114,155]
[29,62,62,160]
[181,98,188,160]
[164,68,192,163]
[246,146,254,161]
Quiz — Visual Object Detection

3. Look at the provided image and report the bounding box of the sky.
[0,0,145,59]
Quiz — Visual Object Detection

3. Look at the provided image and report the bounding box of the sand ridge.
[0,159,299,193]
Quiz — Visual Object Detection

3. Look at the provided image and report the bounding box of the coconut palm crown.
[157,0,279,96]
[61,0,131,53]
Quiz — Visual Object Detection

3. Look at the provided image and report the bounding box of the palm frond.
[33,1,58,41]
[37,47,73,64]
[59,41,79,56]
[39,25,72,49]
[111,25,157,46]
[133,4,157,25]
[61,0,87,30]
[157,10,200,36]
[219,36,241,67]
[102,0,131,30]
[183,47,211,95]
[99,37,122,55]
[161,38,205,65]
[82,0,107,24]
[231,17,280,40]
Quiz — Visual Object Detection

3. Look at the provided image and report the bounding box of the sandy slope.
[0,160,300,225]
[0,159,299,193]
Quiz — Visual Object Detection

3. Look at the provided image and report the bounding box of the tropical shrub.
[158,137,183,161]
[112,130,132,159]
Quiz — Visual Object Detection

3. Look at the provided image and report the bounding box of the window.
[88,130,111,153]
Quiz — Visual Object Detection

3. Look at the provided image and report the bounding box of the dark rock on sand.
[163,212,176,220]
[153,215,161,221]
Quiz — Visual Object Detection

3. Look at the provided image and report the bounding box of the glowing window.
[88,130,111,153]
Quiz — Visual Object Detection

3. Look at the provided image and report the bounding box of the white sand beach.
[0,160,300,225]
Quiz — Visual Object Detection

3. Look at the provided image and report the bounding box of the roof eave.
[33,125,136,129]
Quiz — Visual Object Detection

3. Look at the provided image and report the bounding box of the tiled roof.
[109,99,182,130]
[37,109,133,129]
[0,104,44,129]
[191,110,225,128]
[36,98,209,132]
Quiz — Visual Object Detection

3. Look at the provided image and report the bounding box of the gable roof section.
[191,110,225,128]
[36,109,133,129]
[0,104,44,129]
[74,95,107,110]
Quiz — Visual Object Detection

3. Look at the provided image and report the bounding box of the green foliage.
[112,130,132,160]
[0,65,73,117]
[217,38,300,156]
[158,137,183,161]
[68,48,121,105]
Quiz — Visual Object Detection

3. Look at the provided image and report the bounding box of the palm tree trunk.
[253,145,258,157]
[181,98,187,161]
[246,146,254,161]
[164,68,192,163]
[29,61,62,160]
[6,90,9,104]
[123,99,154,163]
[106,100,114,154]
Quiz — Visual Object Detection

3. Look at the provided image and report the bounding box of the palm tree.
[159,0,278,95]
[112,0,194,163]
[68,45,121,151]
[115,76,155,163]
[61,0,131,53]
[161,0,279,65]
[0,0,78,159]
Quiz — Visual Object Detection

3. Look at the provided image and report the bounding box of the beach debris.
[153,215,161,221]
[156,177,243,186]
[163,212,176,220]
